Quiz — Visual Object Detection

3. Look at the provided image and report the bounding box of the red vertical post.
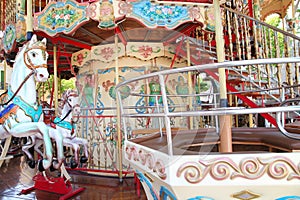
[248,0,253,27]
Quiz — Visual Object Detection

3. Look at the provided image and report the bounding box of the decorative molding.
[3,24,16,54]
[177,156,300,183]
[125,144,167,180]
[118,0,214,30]
[232,190,261,200]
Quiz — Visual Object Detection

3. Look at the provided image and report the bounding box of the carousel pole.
[186,38,193,129]
[3,59,6,90]
[53,45,58,116]
[214,0,232,152]
[26,0,33,40]
[115,33,123,182]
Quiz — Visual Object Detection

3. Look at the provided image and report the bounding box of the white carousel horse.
[23,89,89,169]
[0,35,64,171]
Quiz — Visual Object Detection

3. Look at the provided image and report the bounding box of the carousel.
[0,0,300,199]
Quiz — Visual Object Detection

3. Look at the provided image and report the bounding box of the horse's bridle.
[23,41,48,71]
[54,92,80,124]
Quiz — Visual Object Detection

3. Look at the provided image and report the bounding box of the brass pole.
[26,0,33,39]
[53,45,58,116]
[115,34,123,182]
[186,38,193,129]
[214,0,232,152]
[3,60,6,90]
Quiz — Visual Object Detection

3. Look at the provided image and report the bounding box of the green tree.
[265,14,284,57]
[38,75,76,101]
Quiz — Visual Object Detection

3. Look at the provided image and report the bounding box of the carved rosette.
[125,144,167,180]
[177,156,300,184]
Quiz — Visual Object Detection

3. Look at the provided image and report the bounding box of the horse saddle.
[0,103,19,124]
[51,117,75,135]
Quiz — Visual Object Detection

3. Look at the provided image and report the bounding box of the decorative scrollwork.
[177,156,300,183]
[126,144,167,180]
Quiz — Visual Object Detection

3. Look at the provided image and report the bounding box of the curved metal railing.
[116,57,300,155]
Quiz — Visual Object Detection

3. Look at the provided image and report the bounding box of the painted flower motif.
[101,47,114,60]
[64,14,70,20]
[189,7,200,20]
[118,1,132,15]
[55,14,60,20]
[138,45,153,58]
[77,53,84,65]
[162,7,169,15]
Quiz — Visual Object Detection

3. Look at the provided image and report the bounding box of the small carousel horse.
[0,35,64,171]
[23,89,89,168]
[54,89,89,168]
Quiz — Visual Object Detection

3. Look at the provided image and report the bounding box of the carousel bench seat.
[232,127,300,152]
[129,127,300,154]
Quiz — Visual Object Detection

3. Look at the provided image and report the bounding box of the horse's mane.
[14,43,28,63]
[61,89,78,107]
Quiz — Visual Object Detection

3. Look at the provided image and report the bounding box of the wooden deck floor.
[0,156,146,200]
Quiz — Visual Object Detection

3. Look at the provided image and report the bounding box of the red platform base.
[20,174,85,200]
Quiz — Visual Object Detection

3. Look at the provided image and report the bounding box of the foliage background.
[38,75,75,103]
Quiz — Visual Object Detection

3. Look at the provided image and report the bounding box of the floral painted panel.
[130,1,190,28]
[34,0,89,36]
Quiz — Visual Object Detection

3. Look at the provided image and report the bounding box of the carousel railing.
[222,5,300,98]
[116,57,300,155]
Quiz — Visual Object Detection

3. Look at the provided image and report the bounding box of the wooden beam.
[48,51,72,57]
[162,24,199,45]
[35,31,92,50]
[78,27,105,42]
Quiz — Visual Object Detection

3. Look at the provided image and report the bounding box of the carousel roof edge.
[32,0,217,36]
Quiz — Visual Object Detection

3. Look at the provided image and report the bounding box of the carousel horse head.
[14,34,49,83]
[62,89,81,116]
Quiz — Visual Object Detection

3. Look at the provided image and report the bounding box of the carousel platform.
[0,156,146,200]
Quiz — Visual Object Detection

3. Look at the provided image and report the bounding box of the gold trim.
[232,190,260,200]
[144,172,154,182]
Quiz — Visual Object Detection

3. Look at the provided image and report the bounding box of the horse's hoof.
[50,164,56,172]
[38,159,45,172]
[27,160,36,168]
[80,156,88,163]
[50,160,59,171]
[70,160,78,169]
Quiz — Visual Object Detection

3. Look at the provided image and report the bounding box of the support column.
[214,0,232,152]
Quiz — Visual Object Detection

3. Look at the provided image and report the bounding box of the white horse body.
[23,89,88,168]
[0,35,64,171]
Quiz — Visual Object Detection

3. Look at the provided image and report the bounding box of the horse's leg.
[22,136,35,160]
[10,122,53,171]
[70,137,89,163]
[63,138,80,168]
[49,127,64,170]
[21,136,39,168]
[34,139,44,157]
